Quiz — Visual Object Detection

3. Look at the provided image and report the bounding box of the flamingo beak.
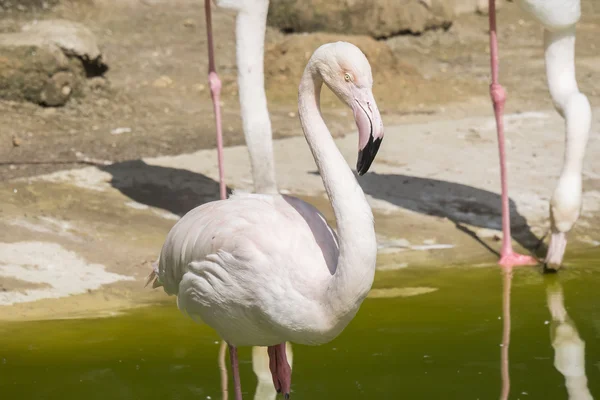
[351,88,384,175]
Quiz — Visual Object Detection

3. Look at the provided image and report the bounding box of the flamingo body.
[518,0,580,29]
[159,192,345,346]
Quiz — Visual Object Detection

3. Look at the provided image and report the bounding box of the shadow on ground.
[102,160,230,217]
[101,160,544,257]
[357,172,545,257]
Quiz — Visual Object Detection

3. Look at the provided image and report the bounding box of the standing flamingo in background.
[150,41,384,400]
[203,1,290,397]
[487,0,591,268]
[216,0,278,194]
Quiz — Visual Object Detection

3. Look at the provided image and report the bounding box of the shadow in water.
[102,160,231,217]
[358,172,546,256]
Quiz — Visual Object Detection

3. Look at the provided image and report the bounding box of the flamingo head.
[311,41,384,175]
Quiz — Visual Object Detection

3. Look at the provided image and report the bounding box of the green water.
[1,257,599,400]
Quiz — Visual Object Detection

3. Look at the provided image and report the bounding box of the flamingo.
[487,0,591,268]
[149,41,384,400]
[216,0,278,194]
[202,1,287,397]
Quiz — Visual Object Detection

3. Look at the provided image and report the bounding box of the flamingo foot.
[498,251,537,268]
[268,343,292,398]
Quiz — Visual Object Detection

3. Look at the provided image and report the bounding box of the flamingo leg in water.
[268,343,292,399]
[219,341,229,400]
[205,1,230,397]
[204,0,227,200]
[488,0,536,268]
[228,344,243,400]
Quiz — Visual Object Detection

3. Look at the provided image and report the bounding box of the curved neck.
[544,27,591,179]
[298,66,377,318]
[235,3,278,194]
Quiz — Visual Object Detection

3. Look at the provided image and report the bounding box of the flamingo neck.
[545,27,591,179]
[235,2,278,194]
[298,65,377,320]
[544,27,591,231]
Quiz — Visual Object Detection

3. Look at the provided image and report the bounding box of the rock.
[267,0,454,37]
[183,18,196,28]
[265,33,422,104]
[0,43,75,106]
[453,0,504,15]
[0,0,59,12]
[21,19,108,76]
[87,76,108,91]
[0,19,107,106]
[153,75,174,88]
[40,71,76,106]
[267,0,507,37]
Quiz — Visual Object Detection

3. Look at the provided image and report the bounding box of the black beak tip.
[356,136,382,175]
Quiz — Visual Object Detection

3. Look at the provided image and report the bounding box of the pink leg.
[204,0,227,201]
[228,344,243,400]
[488,0,536,268]
[267,343,292,399]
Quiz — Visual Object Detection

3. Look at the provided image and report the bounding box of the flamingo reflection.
[499,269,594,400]
[546,279,593,400]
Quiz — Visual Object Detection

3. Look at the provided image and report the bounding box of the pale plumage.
[486,0,591,268]
[152,41,384,399]
[217,0,277,194]
[159,192,341,346]
[518,0,591,269]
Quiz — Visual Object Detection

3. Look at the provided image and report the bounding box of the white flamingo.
[202,1,287,397]
[487,0,591,268]
[216,0,278,194]
[150,41,384,400]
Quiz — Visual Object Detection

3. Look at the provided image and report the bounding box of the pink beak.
[351,88,384,175]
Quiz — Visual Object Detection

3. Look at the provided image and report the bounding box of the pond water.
[1,254,599,400]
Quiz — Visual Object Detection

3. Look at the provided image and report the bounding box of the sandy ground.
[1,0,599,320]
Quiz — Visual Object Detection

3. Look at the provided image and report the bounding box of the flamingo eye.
[344,73,352,82]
